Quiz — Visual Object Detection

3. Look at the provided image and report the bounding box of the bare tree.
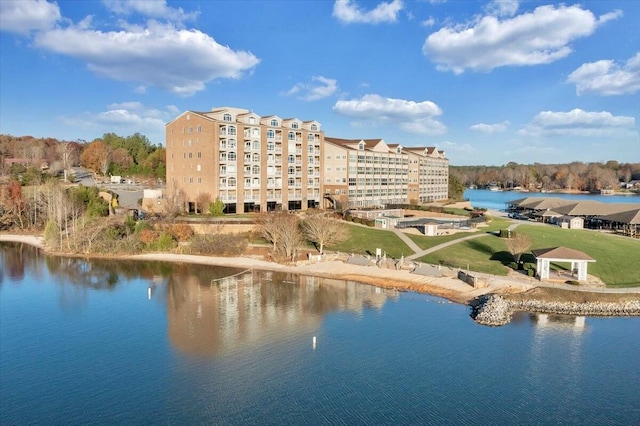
[504,232,533,264]
[195,192,212,214]
[256,211,286,252]
[302,214,348,254]
[163,179,186,218]
[278,213,304,263]
[256,211,305,262]
[57,142,79,182]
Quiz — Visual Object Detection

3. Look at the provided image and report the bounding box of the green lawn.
[513,225,640,287]
[327,224,412,259]
[407,216,510,251]
[417,234,511,276]
[418,224,640,287]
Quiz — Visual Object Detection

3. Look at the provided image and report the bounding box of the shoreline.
[0,233,524,304]
[2,234,640,316]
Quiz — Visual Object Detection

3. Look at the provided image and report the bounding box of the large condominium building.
[323,138,448,209]
[165,106,448,213]
[165,107,323,213]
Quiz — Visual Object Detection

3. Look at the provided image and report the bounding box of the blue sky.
[0,0,638,166]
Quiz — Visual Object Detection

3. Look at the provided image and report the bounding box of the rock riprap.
[471,294,640,326]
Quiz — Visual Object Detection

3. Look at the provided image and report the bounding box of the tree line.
[451,161,640,192]
[0,133,166,184]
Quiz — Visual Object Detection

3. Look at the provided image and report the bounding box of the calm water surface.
[1,242,639,425]
[464,188,640,211]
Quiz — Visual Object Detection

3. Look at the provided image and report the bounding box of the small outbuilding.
[556,215,584,229]
[532,247,595,282]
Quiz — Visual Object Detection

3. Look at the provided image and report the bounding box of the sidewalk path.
[405,222,522,260]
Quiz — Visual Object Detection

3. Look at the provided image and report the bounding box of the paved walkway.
[403,222,521,261]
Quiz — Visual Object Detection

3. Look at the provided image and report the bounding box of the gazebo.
[531,247,595,282]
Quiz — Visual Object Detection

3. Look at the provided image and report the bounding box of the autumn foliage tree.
[80,140,111,175]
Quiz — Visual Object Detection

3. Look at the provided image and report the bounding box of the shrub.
[148,231,177,251]
[353,217,362,224]
[163,223,194,242]
[365,219,375,227]
[189,233,248,256]
[565,280,580,286]
[527,268,535,277]
[509,262,518,270]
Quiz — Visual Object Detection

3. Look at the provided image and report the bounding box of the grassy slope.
[327,224,411,259]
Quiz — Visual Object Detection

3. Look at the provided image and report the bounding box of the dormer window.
[311,124,318,131]
[270,119,279,127]
[358,142,365,151]
[223,113,232,122]
[396,146,402,154]
[249,117,256,124]
[292,122,299,129]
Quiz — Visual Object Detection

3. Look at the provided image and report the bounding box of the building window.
[197,125,202,133]
[197,164,201,171]
[288,132,295,141]
[252,165,260,174]
[307,134,314,142]
[249,117,256,124]
[197,177,202,184]
[228,152,237,161]
[228,139,236,149]
[228,177,236,187]
[228,126,236,136]
[358,142,365,150]
[197,152,201,158]
[223,113,232,122]
[267,129,275,139]
[311,124,318,131]
[189,127,193,133]
[292,122,299,129]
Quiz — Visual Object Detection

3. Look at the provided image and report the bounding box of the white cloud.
[60,102,174,144]
[422,4,621,74]
[33,20,259,96]
[333,94,446,135]
[442,141,476,153]
[421,17,436,28]
[567,53,640,96]
[333,0,403,24]
[484,0,519,18]
[470,121,510,134]
[102,0,199,24]
[0,0,61,35]
[520,109,636,137]
[284,76,338,101]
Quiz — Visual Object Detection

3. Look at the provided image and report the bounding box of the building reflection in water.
[166,270,399,357]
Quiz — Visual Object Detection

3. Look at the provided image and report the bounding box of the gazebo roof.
[531,246,595,262]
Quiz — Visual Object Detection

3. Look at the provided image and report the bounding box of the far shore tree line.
[0,133,166,184]
[451,161,640,193]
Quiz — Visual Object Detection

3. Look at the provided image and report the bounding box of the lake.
[464,189,640,211]
[1,242,639,425]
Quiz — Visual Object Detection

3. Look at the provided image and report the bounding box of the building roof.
[519,198,575,210]
[531,247,595,261]
[553,201,631,216]
[598,207,640,225]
